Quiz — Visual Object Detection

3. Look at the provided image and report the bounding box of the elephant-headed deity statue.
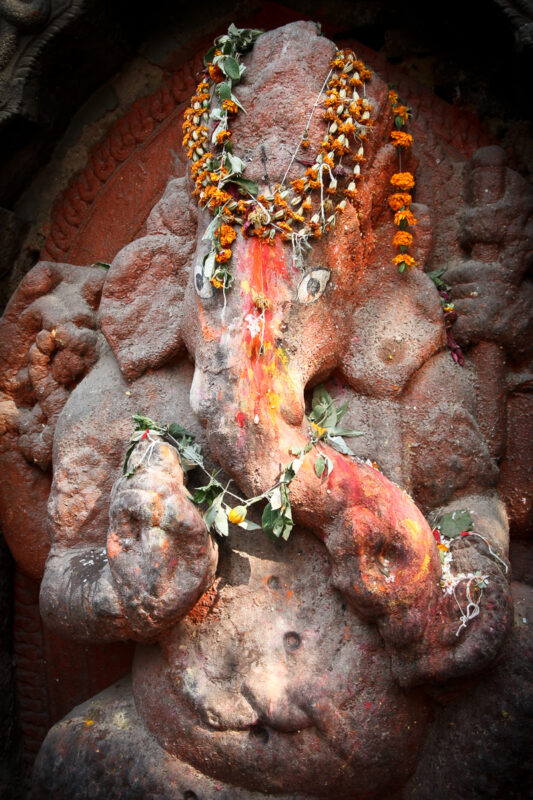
[0,21,532,800]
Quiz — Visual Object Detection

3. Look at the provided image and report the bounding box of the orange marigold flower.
[203,186,232,208]
[392,253,418,268]
[278,221,293,234]
[217,224,237,247]
[390,172,415,191]
[393,104,410,123]
[393,230,413,248]
[216,129,232,145]
[291,178,306,194]
[394,208,418,226]
[390,130,413,149]
[388,192,412,211]
[215,248,232,263]
[208,63,225,83]
[388,90,399,105]
[211,276,224,289]
[301,138,310,148]
[222,99,239,114]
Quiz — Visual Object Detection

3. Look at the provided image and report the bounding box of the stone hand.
[106,437,217,638]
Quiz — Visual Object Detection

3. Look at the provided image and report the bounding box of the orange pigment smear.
[234,239,293,427]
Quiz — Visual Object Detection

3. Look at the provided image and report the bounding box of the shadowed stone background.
[0,1,531,797]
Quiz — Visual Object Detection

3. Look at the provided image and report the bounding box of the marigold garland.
[388,90,417,274]
[183,25,375,291]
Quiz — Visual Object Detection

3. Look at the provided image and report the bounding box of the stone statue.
[0,21,531,799]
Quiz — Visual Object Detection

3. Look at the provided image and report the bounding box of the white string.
[280,67,334,189]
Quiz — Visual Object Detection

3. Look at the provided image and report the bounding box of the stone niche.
[0,6,532,800]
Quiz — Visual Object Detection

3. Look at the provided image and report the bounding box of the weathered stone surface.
[0,18,531,800]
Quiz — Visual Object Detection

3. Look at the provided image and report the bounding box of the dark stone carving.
[0,4,531,796]
[0,21,531,797]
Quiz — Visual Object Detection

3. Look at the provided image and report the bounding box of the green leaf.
[326,434,354,456]
[132,414,161,432]
[217,82,232,101]
[261,502,276,532]
[214,503,229,537]
[237,519,262,531]
[315,454,326,478]
[225,152,246,175]
[204,493,224,531]
[95,261,110,270]
[227,176,258,196]
[398,262,406,274]
[437,510,473,540]
[203,46,216,66]
[335,400,348,423]
[395,115,403,129]
[309,386,337,430]
[331,426,363,438]
[122,441,137,476]
[202,250,216,280]
[224,56,241,81]
[192,474,223,506]
[202,213,223,242]
[168,422,195,441]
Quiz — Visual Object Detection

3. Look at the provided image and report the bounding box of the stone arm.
[40,436,217,642]
[394,349,512,685]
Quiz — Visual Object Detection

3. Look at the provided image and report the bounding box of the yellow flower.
[394,209,418,226]
[311,421,327,437]
[228,505,247,524]
[392,253,418,268]
[390,131,413,149]
[216,129,232,145]
[216,224,236,247]
[393,104,410,123]
[215,248,232,263]
[208,63,225,83]
[211,276,224,289]
[390,172,415,191]
[388,192,412,211]
[393,230,413,248]
[222,99,239,114]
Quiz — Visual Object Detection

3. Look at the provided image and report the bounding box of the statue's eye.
[194,262,213,299]
[297,268,331,304]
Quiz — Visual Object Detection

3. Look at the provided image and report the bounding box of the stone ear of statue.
[98,175,198,380]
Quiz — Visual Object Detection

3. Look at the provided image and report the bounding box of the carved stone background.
[0,1,532,797]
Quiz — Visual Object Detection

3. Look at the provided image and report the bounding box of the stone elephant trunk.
[186,237,453,681]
